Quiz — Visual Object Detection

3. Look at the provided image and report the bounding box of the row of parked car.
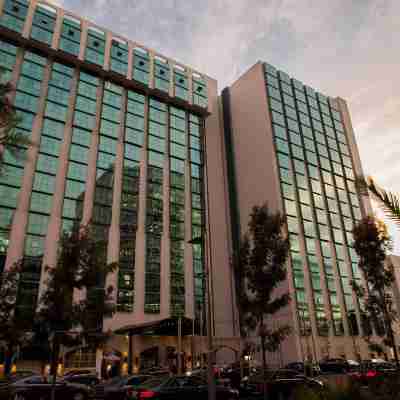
[0,368,240,400]
[1,358,398,400]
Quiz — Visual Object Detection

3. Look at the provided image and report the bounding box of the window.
[284,199,297,217]
[298,188,310,205]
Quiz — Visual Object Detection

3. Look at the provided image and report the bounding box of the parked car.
[0,372,37,400]
[64,369,94,377]
[134,375,239,400]
[319,358,351,374]
[240,369,324,399]
[285,362,321,376]
[98,375,151,400]
[64,373,100,387]
[10,375,95,400]
[349,360,397,385]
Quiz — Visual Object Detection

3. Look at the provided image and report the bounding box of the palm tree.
[0,69,31,162]
[357,176,400,227]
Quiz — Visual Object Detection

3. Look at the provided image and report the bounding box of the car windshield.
[104,376,123,386]
[126,376,150,386]
[140,376,169,388]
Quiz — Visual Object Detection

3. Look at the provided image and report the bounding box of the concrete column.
[148,50,155,89]
[103,31,112,71]
[133,98,149,319]
[147,49,155,89]
[187,68,193,106]
[127,41,134,81]
[168,62,174,99]
[78,20,89,61]
[22,0,36,39]
[6,60,52,269]
[51,7,63,50]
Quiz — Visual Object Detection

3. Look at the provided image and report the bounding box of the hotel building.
[0,0,237,370]
[0,0,386,371]
[222,62,376,364]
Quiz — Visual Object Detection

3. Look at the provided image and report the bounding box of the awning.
[114,316,195,336]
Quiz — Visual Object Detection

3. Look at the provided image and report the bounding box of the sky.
[49,0,400,252]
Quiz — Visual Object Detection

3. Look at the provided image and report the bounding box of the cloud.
[57,0,400,252]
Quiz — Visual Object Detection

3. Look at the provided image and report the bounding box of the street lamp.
[189,235,216,400]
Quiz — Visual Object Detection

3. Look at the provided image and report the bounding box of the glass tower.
[223,61,372,362]
[264,63,363,340]
[0,0,209,328]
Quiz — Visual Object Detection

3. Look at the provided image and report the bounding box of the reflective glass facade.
[264,63,363,337]
[0,0,209,324]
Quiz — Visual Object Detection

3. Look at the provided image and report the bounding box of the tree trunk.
[385,315,399,368]
[261,335,267,400]
[50,336,60,400]
[380,291,399,368]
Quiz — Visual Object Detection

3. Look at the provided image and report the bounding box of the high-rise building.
[222,62,376,364]
[0,0,237,370]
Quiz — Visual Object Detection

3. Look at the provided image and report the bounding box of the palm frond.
[360,176,400,227]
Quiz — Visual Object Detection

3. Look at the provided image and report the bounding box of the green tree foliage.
[234,203,291,399]
[357,176,400,227]
[37,224,117,377]
[352,216,399,366]
[0,69,31,159]
[0,262,34,375]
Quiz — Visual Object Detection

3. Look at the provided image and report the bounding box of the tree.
[0,68,31,166]
[352,216,399,366]
[0,262,34,375]
[357,176,400,227]
[37,223,117,385]
[234,203,291,400]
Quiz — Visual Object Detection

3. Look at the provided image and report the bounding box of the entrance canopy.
[114,317,195,336]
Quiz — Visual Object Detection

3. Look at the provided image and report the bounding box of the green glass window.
[154,58,170,93]
[110,39,128,76]
[192,74,208,108]
[85,27,105,66]
[30,4,56,46]
[59,15,81,56]
[0,0,29,33]
[132,48,150,86]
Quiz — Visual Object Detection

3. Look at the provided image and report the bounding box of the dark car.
[134,375,239,400]
[64,373,100,387]
[285,362,321,376]
[349,360,397,385]
[10,375,94,400]
[64,369,94,377]
[319,358,350,374]
[240,369,324,399]
[0,372,37,400]
[98,375,151,400]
